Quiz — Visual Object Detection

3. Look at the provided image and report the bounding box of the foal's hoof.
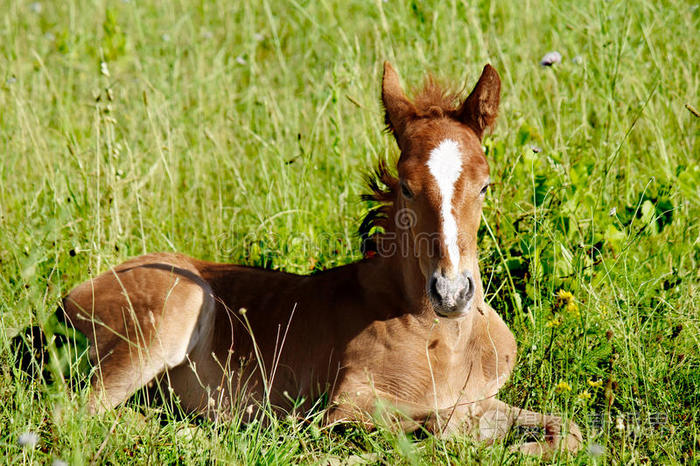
[510,419,583,457]
[562,421,583,452]
[546,419,583,453]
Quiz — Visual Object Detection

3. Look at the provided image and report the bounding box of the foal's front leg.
[474,398,582,456]
[325,388,426,433]
[428,398,582,456]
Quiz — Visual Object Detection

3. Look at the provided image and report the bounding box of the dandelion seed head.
[18,431,39,448]
[588,443,605,457]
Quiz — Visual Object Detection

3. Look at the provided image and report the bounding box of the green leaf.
[641,200,655,229]
[604,224,627,251]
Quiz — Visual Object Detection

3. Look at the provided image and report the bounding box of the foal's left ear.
[456,64,501,139]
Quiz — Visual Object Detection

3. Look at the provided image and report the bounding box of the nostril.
[456,274,474,302]
[429,276,440,300]
[463,275,475,299]
[466,275,474,293]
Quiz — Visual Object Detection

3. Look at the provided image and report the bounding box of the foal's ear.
[456,64,501,139]
[382,62,415,136]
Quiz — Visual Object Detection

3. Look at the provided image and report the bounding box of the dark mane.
[359,159,398,255]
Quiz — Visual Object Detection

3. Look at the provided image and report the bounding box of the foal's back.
[62,251,374,415]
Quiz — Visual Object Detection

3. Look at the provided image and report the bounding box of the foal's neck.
[352,252,483,341]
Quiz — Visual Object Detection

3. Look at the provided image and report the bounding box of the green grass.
[1,0,698,463]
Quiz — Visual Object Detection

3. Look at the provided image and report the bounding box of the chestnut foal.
[62,62,582,456]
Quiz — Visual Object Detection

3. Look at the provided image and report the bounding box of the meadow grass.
[0,0,698,463]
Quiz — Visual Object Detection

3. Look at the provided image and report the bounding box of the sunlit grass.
[0,0,697,463]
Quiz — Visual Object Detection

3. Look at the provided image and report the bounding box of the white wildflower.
[615,415,625,431]
[540,51,562,67]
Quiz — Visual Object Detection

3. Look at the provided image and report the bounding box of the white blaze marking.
[427,139,463,273]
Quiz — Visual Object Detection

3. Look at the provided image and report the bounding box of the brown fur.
[62,62,582,456]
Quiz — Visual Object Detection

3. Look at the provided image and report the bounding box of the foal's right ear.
[382,62,415,137]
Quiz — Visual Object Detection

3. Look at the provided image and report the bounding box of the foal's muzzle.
[428,269,475,318]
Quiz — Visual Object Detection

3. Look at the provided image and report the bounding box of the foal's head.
[378,62,501,318]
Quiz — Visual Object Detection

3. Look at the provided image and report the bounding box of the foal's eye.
[400,182,414,199]
[480,183,490,196]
